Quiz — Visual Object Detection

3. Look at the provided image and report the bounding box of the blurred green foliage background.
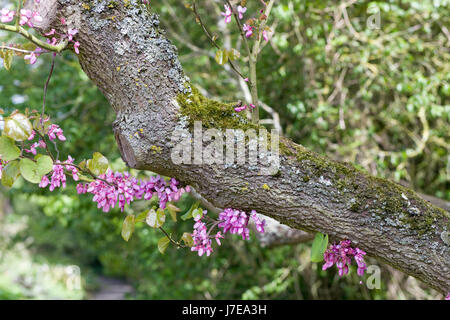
[0,0,448,299]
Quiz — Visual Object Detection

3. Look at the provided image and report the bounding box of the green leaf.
[192,208,203,220]
[166,203,180,222]
[180,201,200,221]
[19,156,52,184]
[227,48,240,61]
[19,158,42,184]
[121,215,135,242]
[146,208,166,228]
[181,232,194,247]
[2,50,13,71]
[1,160,20,188]
[35,154,53,176]
[4,113,33,141]
[87,152,109,175]
[311,232,328,263]
[157,236,170,254]
[215,49,228,66]
[0,136,21,161]
[135,210,148,223]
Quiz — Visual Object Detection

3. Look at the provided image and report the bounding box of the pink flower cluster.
[191,210,218,257]
[446,292,450,300]
[218,208,265,240]
[322,240,367,277]
[19,9,43,28]
[76,172,188,212]
[47,124,66,141]
[25,130,46,155]
[0,8,14,23]
[221,4,246,24]
[234,103,256,113]
[190,208,265,257]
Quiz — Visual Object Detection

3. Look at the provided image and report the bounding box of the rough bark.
[26,0,449,294]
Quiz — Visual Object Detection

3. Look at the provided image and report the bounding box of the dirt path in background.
[88,276,134,300]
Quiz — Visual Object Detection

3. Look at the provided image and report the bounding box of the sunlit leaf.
[4,113,33,141]
[146,208,166,228]
[87,152,109,175]
[311,232,328,263]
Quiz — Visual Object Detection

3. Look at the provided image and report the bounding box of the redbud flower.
[39,175,49,188]
[47,124,66,141]
[237,6,247,19]
[446,292,450,300]
[262,30,269,42]
[24,52,37,65]
[0,8,15,23]
[215,231,224,246]
[243,24,253,38]
[74,41,80,54]
[221,4,232,24]
[250,210,265,233]
[67,29,78,41]
[20,9,43,28]
[234,105,247,112]
[28,130,36,141]
[322,240,367,277]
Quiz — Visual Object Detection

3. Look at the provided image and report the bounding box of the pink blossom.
[234,105,247,112]
[262,30,269,42]
[74,41,80,54]
[44,29,56,36]
[250,210,266,233]
[19,9,43,28]
[67,28,78,41]
[218,208,250,240]
[446,293,450,300]
[322,240,367,277]
[47,124,66,141]
[237,5,247,19]
[191,210,213,256]
[221,4,232,24]
[39,175,49,188]
[0,8,15,23]
[28,130,36,141]
[215,232,224,246]
[24,52,37,65]
[243,24,253,38]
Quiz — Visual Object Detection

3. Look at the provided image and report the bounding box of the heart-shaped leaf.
[4,113,33,141]
[181,232,194,247]
[35,154,53,176]
[19,155,54,184]
[1,160,20,188]
[215,49,228,66]
[311,232,329,263]
[157,236,170,254]
[0,136,20,161]
[121,215,135,242]
[87,152,109,175]
[146,208,166,228]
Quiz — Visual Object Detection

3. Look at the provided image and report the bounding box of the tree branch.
[29,0,449,294]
